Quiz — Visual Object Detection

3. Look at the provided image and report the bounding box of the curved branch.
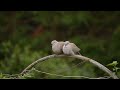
[20,54,118,79]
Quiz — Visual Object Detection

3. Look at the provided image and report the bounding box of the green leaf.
[107,61,118,67]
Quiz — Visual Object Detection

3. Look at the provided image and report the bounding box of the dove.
[51,40,65,54]
[63,41,81,55]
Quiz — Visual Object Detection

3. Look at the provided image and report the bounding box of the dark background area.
[0,11,120,79]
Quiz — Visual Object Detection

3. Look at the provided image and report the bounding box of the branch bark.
[20,54,118,79]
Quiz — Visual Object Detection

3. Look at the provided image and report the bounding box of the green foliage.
[0,41,46,74]
[107,61,120,73]
[107,61,118,67]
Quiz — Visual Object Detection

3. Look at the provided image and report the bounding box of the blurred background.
[0,11,120,79]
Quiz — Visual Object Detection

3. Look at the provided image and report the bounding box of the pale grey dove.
[51,40,65,54]
[63,41,81,55]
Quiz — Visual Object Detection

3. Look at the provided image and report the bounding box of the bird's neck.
[65,44,68,46]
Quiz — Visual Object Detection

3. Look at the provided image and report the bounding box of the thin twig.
[29,68,111,79]
[31,68,92,79]
[91,76,111,79]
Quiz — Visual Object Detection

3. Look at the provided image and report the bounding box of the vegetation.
[0,11,120,79]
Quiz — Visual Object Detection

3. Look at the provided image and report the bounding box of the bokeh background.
[0,11,120,79]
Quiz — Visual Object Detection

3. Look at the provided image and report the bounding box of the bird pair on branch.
[51,40,81,55]
[20,40,119,79]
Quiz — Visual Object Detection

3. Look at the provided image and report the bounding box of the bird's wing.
[70,43,80,52]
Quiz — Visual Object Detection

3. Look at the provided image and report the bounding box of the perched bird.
[63,41,81,55]
[51,40,65,54]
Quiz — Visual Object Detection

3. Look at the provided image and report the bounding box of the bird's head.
[64,41,70,46]
[51,40,57,45]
